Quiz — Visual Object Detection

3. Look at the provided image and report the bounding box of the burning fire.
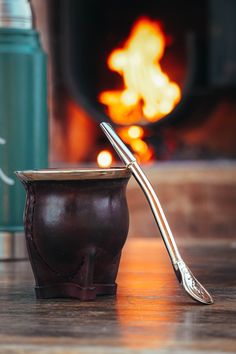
[99,17,181,124]
[98,17,181,163]
[117,125,153,162]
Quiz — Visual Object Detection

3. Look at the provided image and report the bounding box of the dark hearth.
[32,0,236,163]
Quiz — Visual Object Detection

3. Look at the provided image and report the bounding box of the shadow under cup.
[16,168,131,301]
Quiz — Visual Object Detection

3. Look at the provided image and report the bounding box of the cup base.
[35,282,117,301]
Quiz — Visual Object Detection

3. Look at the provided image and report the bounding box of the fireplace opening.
[33,0,236,164]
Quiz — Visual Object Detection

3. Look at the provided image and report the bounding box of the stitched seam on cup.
[24,182,42,281]
[24,184,87,282]
[25,183,64,280]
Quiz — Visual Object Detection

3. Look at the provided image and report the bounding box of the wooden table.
[0,238,235,353]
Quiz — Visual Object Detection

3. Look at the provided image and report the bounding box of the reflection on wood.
[116,239,179,348]
[0,238,235,353]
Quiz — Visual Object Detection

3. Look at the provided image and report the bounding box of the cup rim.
[15,167,131,181]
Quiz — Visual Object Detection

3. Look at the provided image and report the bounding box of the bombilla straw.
[100,122,213,305]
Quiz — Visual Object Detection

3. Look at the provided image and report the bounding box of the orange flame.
[117,126,153,162]
[99,17,181,125]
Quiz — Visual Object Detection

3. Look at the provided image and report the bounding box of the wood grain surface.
[0,238,235,353]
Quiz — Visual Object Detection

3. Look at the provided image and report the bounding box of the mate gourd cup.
[16,168,131,301]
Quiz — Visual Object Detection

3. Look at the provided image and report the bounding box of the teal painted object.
[0,28,48,232]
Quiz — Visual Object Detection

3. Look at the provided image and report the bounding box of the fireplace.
[32,0,236,165]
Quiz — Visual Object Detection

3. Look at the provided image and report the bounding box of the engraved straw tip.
[206,295,214,305]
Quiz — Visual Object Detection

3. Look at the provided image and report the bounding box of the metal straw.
[100,122,213,305]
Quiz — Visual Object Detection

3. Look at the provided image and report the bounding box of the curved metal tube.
[100,122,214,305]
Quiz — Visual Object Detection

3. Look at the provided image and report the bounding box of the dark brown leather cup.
[16,168,131,301]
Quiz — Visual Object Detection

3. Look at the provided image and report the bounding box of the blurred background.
[32,0,236,164]
[0,0,236,261]
[31,0,236,239]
